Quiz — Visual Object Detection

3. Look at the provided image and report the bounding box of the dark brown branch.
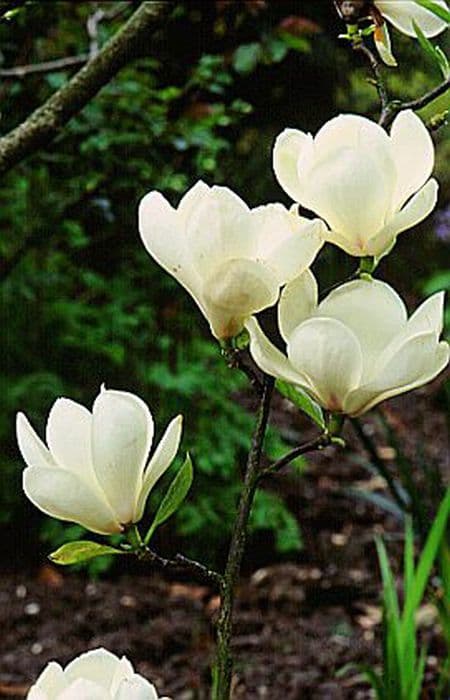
[261,433,332,477]
[222,346,263,393]
[140,547,223,588]
[379,77,450,128]
[0,54,90,78]
[0,1,172,177]
[354,40,390,116]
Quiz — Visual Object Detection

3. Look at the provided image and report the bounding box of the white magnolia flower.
[246,271,449,417]
[27,648,170,700]
[372,1,449,66]
[17,388,182,534]
[138,180,325,339]
[273,110,438,259]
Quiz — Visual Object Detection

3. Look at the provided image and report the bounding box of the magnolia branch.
[261,433,333,477]
[0,54,89,77]
[0,1,172,176]
[140,547,223,588]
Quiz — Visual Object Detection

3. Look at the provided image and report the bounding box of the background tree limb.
[0,1,172,177]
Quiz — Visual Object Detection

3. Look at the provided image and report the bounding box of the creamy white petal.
[318,278,407,376]
[23,466,120,535]
[65,649,127,689]
[375,0,449,37]
[246,317,308,387]
[16,413,55,471]
[278,269,318,343]
[374,22,398,66]
[92,389,153,525]
[262,217,324,283]
[27,689,47,700]
[367,179,438,257]
[138,191,201,300]
[273,128,313,202]
[344,332,450,415]
[390,111,435,210]
[32,661,67,696]
[287,317,363,411]
[177,180,210,222]
[313,114,391,159]
[115,676,159,700]
[407,291,445,336]
[136,415,183,521]
[45,398,94,480]
[58,679,110,700]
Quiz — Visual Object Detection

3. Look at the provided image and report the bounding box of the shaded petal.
[115,676,159,700]
[318,278,407,376]
[23,466,120,535]
[390,110,435,210]
[58,679,110,700]
[344,332,450,415]
[278,270,318,343]
[27,689,47,700]
[16,413,55,471]
[46,398,94,479]
[375,0,449,37]
[407,291,445,336]
[65,649,128,689]
[136,415,183,521]
[367,179,438,258]
[31,661,67,696]
[273,128,313,202]
[138,190,201,300]
[374,22,398,66]
[245,317,308,387]
[92,389,153,525]
[313,114,391,159]
[287,318,363,411]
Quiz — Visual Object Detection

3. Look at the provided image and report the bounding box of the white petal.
[367,179,438,258]
[136,415,183,521]
[318,278,407,375]
[23,466,120,535]
[92,389,153,525]
[273,128,313,202]
[344,332,450,415]
[245,317,308,387]
[287,317,363,411]
[313,114,391,159]
[374,22,398,66]
[31,661,67,696]
[390,110,435,210]
[115,676,159,700]
[58,679,110,700]
[278,269,318,343]
[375,0,449,37]
[138,190,202,301]
[46,398,94,480]
[16,413,55,471]
[27,689,47,700]
[178,180,210,222]
[203,258,280,339]
[407,291,445,336]
[65,648,125,688]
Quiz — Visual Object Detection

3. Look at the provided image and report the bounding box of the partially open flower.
[273,110,438,259]
[246,271,449,416]
[139,181,325,340]
[27,648,170,699]
[372,1,448,66]
[17,388,182,535]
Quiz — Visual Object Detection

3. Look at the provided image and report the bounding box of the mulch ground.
[0,378,448,699]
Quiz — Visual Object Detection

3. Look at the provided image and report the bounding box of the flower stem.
[212,376,274,699]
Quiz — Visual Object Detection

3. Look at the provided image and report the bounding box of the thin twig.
[0,1,172,177]
[261,433,332,478]
[354,40,390,116]
[0,54,90,78]
[222,346,263,393]
[140,547,223,589]
[379,77,450,128]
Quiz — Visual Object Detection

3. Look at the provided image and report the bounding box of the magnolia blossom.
[246,271,449,417]
[372,1,449,66]
[273,110,438,258]
[27,648,170,700]
[17,388,182,534]
[138,180,325,339]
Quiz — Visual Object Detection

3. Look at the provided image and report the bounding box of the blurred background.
[0,2,449,697]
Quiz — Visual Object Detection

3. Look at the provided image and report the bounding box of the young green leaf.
[145,454,194,544]
[276,379,325,429]
[414,0,450,23]
[49,540,125,566]
[413,21,450,79]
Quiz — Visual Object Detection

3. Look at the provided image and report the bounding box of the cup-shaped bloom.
[17,388,183,535]
[273,110,438,258]
[373,1,448,66]
[138,180,325,339]
[246,271,449,417]
[27,648,170,699]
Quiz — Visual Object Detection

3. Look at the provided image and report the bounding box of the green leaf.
[49,541,124,566]
[413,21,450,79]
[145,454,194,544]
[414,0,450,23]
[232,43,262,74]
[276,379,325,429]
